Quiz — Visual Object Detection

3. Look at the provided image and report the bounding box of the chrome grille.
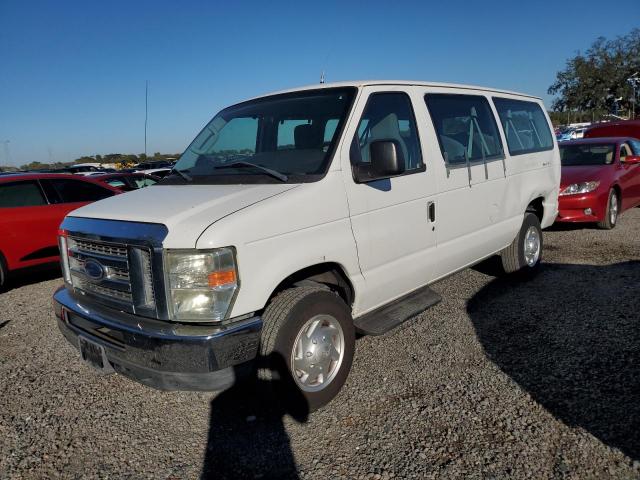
[73,239,128,258]
[60,217,167,319]
[67,237,133,307]
[74,277,133,302]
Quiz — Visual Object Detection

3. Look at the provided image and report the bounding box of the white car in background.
[570,128,587,139]
[53,80,560,410]
[135,167,171,178]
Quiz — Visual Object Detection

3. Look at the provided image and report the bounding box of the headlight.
[165,248,239,322]
[559,181,600,196]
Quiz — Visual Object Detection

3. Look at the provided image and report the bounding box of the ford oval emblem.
[84,259,105,281]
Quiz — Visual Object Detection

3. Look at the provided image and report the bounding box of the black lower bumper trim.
[53,286,262,391]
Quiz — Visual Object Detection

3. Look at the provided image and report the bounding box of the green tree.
[548,29,640,118]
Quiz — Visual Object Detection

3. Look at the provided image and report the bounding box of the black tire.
[0,252,7,290]
[597,189,619,230]
[500,212,543,278]
[258,285,355,411]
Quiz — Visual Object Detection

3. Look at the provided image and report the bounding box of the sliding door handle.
[428,201,436,222]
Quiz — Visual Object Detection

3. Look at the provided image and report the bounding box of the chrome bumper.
[53,287,262,391]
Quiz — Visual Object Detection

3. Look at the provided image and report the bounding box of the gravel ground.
[1,209,639,479]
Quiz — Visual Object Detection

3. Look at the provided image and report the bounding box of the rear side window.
[134,176,157,188]
[0,181,47,207]
[352,92,423,172]
[106,178,127,188]
[425,94,503,166]
[492,98,553,155]
[629,139,640,155]
[43,179,115,204]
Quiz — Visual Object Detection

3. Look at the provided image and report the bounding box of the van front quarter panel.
[195,170,365,318]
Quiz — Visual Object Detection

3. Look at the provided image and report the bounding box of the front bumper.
[53,287,262,391]
[557,191,605,223]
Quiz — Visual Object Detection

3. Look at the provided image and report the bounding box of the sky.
[0,0,638,167]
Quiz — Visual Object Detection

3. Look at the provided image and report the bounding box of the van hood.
[69,184,299,246]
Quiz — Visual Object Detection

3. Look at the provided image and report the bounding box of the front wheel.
[258,286,355,411]
[500,212,543,278]
[597,189,619,230]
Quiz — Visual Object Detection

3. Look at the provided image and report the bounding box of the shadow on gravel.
[201,353,309,479]
[545,222,601,232]
[2,263,61,292]
[468,261,640,460]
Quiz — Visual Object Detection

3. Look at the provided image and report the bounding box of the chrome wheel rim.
[610,193,618,225]
[290,314,345,392]
[523,226,541,267]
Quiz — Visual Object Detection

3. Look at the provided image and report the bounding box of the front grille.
[59,217,168,319]
[74,277,133,302]
[67,237,139,309]
[73,239,128,258]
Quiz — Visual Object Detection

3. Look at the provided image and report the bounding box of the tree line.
[18,152,181,171]
[548,28,639,124]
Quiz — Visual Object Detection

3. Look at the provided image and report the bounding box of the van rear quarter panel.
[196,171,364,318]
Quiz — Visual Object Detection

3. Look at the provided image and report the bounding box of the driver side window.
[620,144,631,161]
[351,92,424,172]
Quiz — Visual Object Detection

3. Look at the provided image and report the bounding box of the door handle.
[428,201,436,222]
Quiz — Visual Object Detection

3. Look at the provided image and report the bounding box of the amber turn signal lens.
[208,269,236,287]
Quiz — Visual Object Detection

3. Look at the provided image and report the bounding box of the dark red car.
[557,138,640,229]
[0,173,121,287]
[92,172,159,191]
[584,119,640,140]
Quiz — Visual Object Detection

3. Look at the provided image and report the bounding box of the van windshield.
[167,88,356,184]
[560,143,616,166]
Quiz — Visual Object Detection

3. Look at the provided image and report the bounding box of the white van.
[53,81,560,409]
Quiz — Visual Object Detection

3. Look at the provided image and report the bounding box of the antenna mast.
[320,71,325,84]
[144,80,148,157]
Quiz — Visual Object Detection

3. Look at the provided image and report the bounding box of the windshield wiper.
[215,161,288,182]
[167,168,192,182]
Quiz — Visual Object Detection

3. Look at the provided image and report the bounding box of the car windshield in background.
[168,88,356,184]
[560,144,616,166]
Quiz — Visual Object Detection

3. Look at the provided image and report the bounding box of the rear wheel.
[500,212,543,278]
[597,189,619,230]
[258,285,355,411]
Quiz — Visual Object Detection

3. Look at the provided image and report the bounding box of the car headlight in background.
[165,248,239,322]
[559,180,600,196]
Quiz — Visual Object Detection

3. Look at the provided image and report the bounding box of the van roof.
[254,80,541,101]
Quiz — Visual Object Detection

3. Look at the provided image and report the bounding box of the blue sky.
[0,0,637,166]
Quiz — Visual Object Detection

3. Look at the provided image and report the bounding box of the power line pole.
[628,73,639,120]
[144,80,149,157]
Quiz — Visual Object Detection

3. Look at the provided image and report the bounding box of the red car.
[557,138,640,229]
[92,172,160,191]
[584,119,640,140]
[0,173,121,287]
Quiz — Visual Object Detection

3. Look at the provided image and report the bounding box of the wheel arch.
[265,262,355,311]
[611,183,622,202]
[526,197,544,223]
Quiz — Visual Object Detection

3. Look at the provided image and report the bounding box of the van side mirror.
[354,140,405,183]
[622,155,640,165]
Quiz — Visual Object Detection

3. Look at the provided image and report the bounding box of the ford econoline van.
[53,81,560,409]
